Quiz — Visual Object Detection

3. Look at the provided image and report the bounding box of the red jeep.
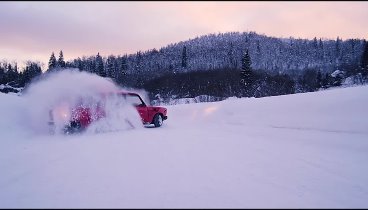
[48,91,168,134]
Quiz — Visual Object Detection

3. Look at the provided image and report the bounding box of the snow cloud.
[10,69,144,135]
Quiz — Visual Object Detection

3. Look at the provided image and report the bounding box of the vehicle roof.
[116,91,139,96]
[95,92,141,101]
[99,91,138,95]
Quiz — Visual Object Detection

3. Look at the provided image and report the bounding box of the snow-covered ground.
[1,83,368,208]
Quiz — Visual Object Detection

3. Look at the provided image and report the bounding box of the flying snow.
[17,69,144,135]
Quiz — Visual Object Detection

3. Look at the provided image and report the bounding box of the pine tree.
[113,58,119,80]
[319,38,323,49]
[95,52,105,77]
[316,70,322,89]
[135,51,142,73]
[240,49,252,86]
[256,40,261,53]
[106,55,116,78]
[313,37,318,48]
[6,64,20,84]
[335,36,341,62]
[121,55,128,76]
[23,62,42,85]
[76,57,83,71]
[117,55,128,84]
[227,42,236,68]
[361,40,368,78]
[0,65,5,84]
[181,46,187,69]
[240,49,253,97]
[88,58,96,74]
[58,50,66,68]
[322,73,330,88]
[48,52,57,71]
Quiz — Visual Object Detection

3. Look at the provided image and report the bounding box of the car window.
[125,95,143,106]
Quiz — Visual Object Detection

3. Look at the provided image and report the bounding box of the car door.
[136,105,148,123]
[126,94,149,123]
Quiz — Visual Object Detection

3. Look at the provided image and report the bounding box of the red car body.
[49,91,167,133]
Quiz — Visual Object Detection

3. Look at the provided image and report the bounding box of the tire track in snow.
[269,125,368,135]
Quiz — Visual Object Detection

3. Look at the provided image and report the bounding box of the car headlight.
[53,103,71,122]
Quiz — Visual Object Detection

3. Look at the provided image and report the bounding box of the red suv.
[48,91,168,134]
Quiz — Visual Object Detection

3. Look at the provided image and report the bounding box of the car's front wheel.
[63,121,82,134]
[153,114,163,127]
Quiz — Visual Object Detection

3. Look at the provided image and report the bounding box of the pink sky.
[0,1,367,68]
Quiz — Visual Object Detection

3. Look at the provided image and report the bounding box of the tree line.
[1,32,368,102]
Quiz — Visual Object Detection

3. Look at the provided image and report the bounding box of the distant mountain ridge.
[111,31,365,76]
[1,31,366,102]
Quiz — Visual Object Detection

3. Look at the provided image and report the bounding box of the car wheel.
[64,121,82,134]
[153,114,163,127]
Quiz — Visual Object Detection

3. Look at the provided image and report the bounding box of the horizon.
[1,1,368,69]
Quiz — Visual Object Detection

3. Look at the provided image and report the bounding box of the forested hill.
[65,31,365,82]
[137,31,364,73]
[1,31,367,99]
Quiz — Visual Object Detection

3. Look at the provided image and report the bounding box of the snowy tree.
[300,69,319,92]
[48,52,57,71]
[120,55,128,75]
[335,37,342,63]
[75,57,83,71]
[240,49,252,86]
[313,37,318,48]
[95,53,105,77]
[106,55,116,79]
[316,70,322,89]
[182,46,188,69]
[227,42,236,68]
[58,50,66,68]
[9,64,19,82]
[240,49,254,97]
[21,61,42,86]
[361,40,368,78]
